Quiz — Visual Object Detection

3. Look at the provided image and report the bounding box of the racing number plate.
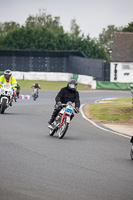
[65,108,73,114]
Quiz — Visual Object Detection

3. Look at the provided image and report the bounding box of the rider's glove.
[57,101,62,106]
[75,107,79,113]
[55,101,62,108]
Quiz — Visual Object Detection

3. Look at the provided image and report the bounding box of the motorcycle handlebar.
[58,103,79,113]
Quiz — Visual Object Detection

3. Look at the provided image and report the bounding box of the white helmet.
[4,69,12,79]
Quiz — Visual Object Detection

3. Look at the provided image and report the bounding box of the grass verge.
[87,97,133,124]
[17,80,90,91]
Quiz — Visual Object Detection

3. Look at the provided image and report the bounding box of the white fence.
[12,71,96,89]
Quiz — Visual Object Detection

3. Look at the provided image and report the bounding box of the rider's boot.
[48,115,55,129]
[48,117,55,125]
[48,109,59,125]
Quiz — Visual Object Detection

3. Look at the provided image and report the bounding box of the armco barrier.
[96,81,133,90]
[12,71,94,86]
[12,72,72,81]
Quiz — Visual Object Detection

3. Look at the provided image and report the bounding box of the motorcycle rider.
[31,82,41,97]
[48,79,80,126]
[16,83,20,98]
[0,69,17,105]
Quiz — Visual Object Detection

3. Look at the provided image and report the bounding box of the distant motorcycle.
[0,83,13,114]
[48,101,78,139]
[15,84,20,101]
[32,88,38,101]
[130,136,133,160]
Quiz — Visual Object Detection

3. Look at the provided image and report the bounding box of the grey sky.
[0,0,133,38]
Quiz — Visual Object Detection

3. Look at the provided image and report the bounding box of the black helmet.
[4,69,12,79]
[35,83,38,86]
[67,79,77,91]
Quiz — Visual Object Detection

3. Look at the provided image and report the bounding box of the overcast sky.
[0,0,133,39]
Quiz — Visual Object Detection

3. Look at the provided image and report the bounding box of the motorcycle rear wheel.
[1,99,7,114]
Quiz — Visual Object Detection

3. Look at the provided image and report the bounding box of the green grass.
[17,80,90,91]
[89,97,133,123]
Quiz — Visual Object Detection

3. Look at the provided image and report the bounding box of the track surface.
[0,90,132,200]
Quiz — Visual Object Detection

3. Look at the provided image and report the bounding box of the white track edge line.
[80,104,130,139]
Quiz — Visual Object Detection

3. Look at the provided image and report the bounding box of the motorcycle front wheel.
[58,118,69,139]
[1,98,7,114]
[33,94,37,101]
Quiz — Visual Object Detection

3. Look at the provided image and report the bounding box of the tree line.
[0,10,132,61]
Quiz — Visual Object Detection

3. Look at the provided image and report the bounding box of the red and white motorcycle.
[48,101,78,139]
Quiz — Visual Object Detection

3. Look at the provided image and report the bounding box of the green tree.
[25,9,64,34]
[122,22,133,32]
[70,18,81,39]
[0,10,110,60]
[80,35,109,60]
[0,21,20,36]
[98,25,122,50]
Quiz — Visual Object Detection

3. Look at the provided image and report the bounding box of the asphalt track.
[0,90,132,200]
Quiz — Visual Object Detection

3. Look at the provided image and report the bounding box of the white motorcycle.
[48,101,78,139]
[32,88,38,101]
[0,83,13,114]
